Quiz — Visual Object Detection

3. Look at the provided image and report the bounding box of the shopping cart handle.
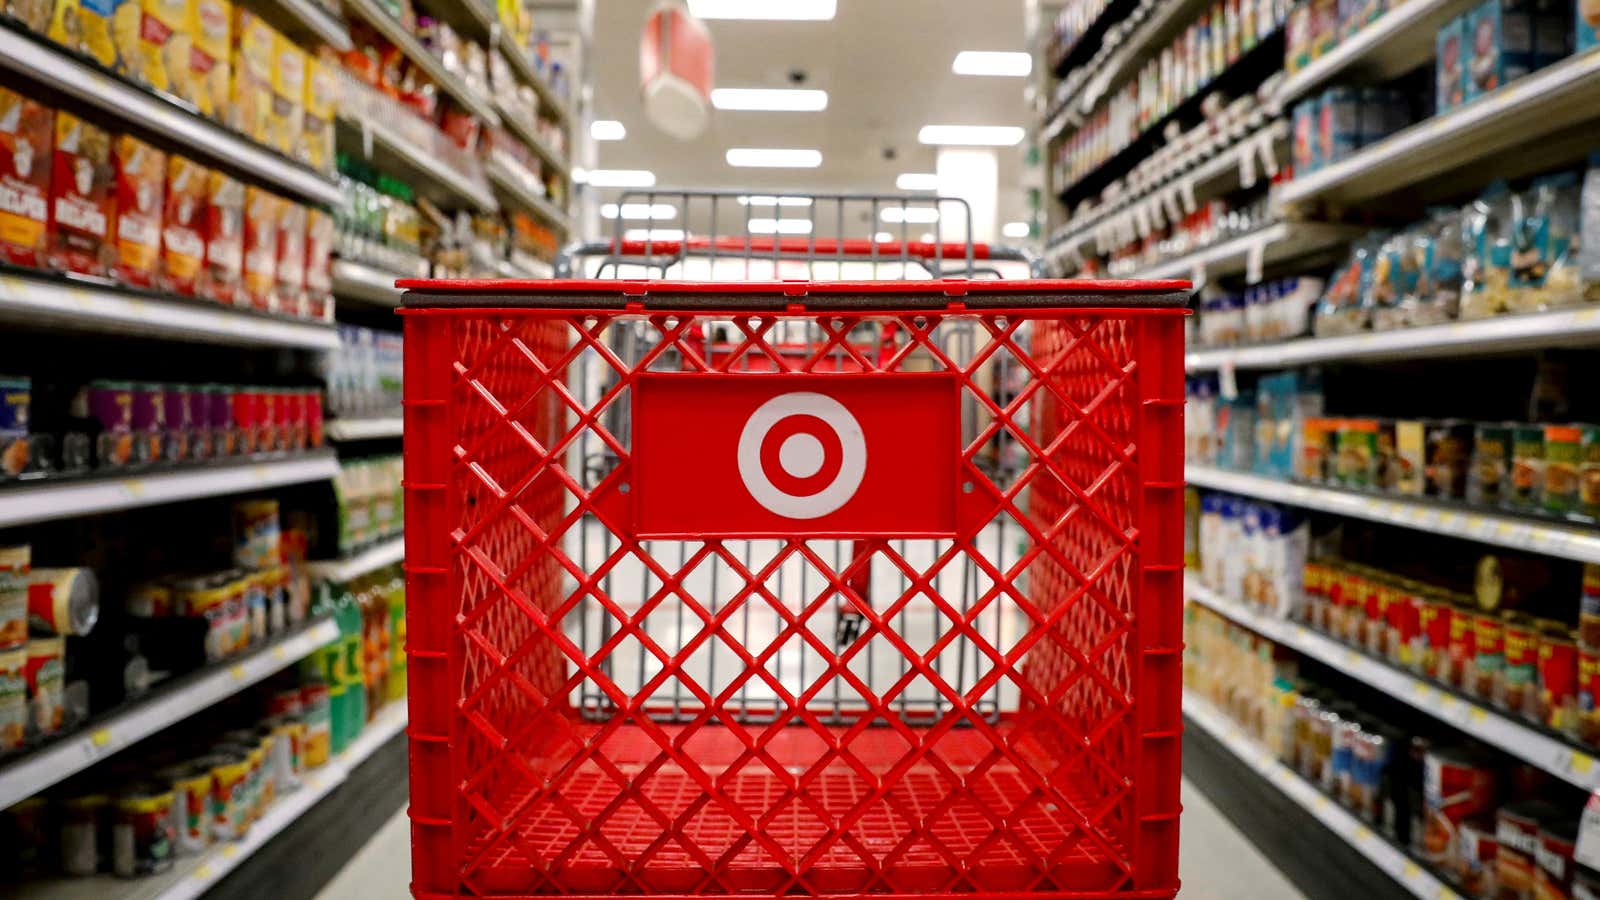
[610,236,998,261]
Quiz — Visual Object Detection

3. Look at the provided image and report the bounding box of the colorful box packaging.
[135,0,190,94]
[162,155,208,296]
[190,0,232,118]
[204,168,244,304]
[242,186,279,312]
[269,31,305,159]
[112,134,166,287]
[0,88,52,269]
[1466,0,1536,102]
[1437,16,1467,112]
[304,207,333,315]
[275,200,306,317]
[47,110,114,277]
[229,8,275,144]
[48,0,140,73]
[302,52,337,173]
[1578,0,1599,50]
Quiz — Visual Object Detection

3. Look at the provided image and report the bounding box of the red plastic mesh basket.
[399,279,1188,899]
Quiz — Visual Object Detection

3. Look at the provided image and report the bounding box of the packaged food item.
[133,0,189,94]
[89,379,135,466]
[269,31,305,158]
[1582,426,1600,518]
[276,201,306,317]
[229,385,257,455]
[1581,645,1600,743]
[1470,610,1505,698]
[1509,173,1583,311]
[1462,185,1515,318]
[1336,418,1379,488]
[299,679,330,767]
[1427,420,1475,499]
[0,645,23,750]
[48,0,139,72]
[1540,622,1578,731]
[1410,212,1465,326]
[161,154,207,296]
[1498,612,1538,716]
[0,87,52,269]
[112,134,166,286]
[242,186,279,312]
[1422,745,1498,871]
[1507,424,1546,511]
[47,110,114,277]
[60,791,107,875]
[1544,424,1583,515]
[1419,591,1454,679]
[229,8,275,144]
[1497,800,1550,898]
[1582,0,1600,50]
[1535,817,1579,898]
[0,544,31,649]
[251,387,275,451]
[302,53,337,173]
[23,635,64,736]
[0,376,29,479]
[5,0,53,29]
[162,383,194,461]
[1466,0,1535,103]
[131,382,165,463]
[157,763,211,855]
[1292,97,1319,173]
[306,388,323,448]
[27,567,99,636]
[1370,232,1421,331]
[187,0,231,117]
[204,384,233,456]
[203,168,244,304]
[233,498,280,569]
[304,207,333,316]
[1459,819,1499,897]
[1437,16,1467,112]
[1469,423,1513,506]
[207,750,250,839]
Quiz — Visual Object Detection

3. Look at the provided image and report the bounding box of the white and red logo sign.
[630,373,961,537]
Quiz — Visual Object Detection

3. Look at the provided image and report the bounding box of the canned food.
[0,544,29,649]
[1472,611,1506,699]
[1470,423,1513,506]
[1581,426,1600,519]
[60,791,108,876]
[267,686,303,718]
[89,380,136,467]
[1581,565,1600,652]
[1508,425,1547,511]
[1539,623,1579,733]
[1423,746,1498,870]
[1349,727,1388,824]
[1581,646,1600,745]
[0,376,29,480]
[1304,560,1331,630]
[1496,800,1551,900]
[1,796,48,880]
[300,681,331,768]
[1447,599,1478,690]
[27,566,100,635]
[23,636,64,737]
[1330,711,1360,796]
[1420,592,1454,679]
[206,385,234,457]
[130,383,165,465]
[252,389,276,453]
[1365,579,1394,657]
[1546,425,1583,516]
[0,645,25,751]
[159,762,212,855]
[112,784,174,877]
[230,388,257,455]
[1534,816,1579,899]
[305,389,324,449]
[1499,614,1539,718]
[208,750,251,840]
[1389,584,1422,669]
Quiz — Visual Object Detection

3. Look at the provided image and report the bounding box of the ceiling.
[587,1,1033,238]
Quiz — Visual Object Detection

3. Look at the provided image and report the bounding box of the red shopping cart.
[399,196,1189,898]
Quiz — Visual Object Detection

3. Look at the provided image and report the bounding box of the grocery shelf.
[1186,464,1600,564]
[325,417,404,441]
[0,269,340,350]
[1187,305,1600,370]
[331,259,405,306]
[308,536,404,583]
[1275,0,1481,105]
[1075,0,1213,116]
[1050,0,1142,77]
[0,618,339,811]
[1129,221,1362,283]
[1276,47,1600,211]
[486,155,573,233]
[257,0,354,51]
[0,451,340,529]
[1186,580,1600,791]
[0,24,343,208]
[9,703,407,900]
[509,251,555,279]
[1183,690,1465,899]
[499,32,573,126]
[496,99,571,180]
[337,113,499,213]
[341,0,502,126]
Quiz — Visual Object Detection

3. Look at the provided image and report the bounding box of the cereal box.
[48,0,141,73]
[241,185,279,312]
[47,110,114,277]
[1436,16,1467,112]
[162,154,207,296]
[134,0,189,94]
[112,134,165,287]
[275,200,305,316]
[1466,0,1535,102]
[229,8,275,145]
[0,88,53,269]
[7,0,52,30]
[269,32,306,160]
[203,168,243,303]
[302,52,338,174]
[304,207,333,313]
[1576,0,1598,50]
[189,0,231,118]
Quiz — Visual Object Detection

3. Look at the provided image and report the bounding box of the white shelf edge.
[308,535,404,582]
[331,260,405,306]
[500,31,571,125]
[0,619,340,811]
[486,155,572,233]
[1186,464,1600,564]
[1274,0,1475,105]
[261,0,354,51]
[0,270,340,350]
[1187,305,1600,370]
[338,702,409,770]
[1186,579,1600,791]
[494,98,571,180]
[1129,222,1363,281]
[0,28,341,207]
[1277,47,1600,207]
[341,0,501,127]
[1183,690,1465,900]
[324,417,404,441]
[1078,0,1214,116]
[0,453,340,529]
[339,113,499,213]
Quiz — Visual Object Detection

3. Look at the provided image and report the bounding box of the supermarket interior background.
[0,0,1597,898]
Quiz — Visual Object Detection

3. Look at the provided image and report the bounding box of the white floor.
[314,778,1305,899]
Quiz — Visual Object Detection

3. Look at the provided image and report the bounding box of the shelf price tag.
[1239,144,1258,189]
[1179,178,1198,215]
[1245,240,1265,286]
[1257,131,1280,179]
[1574,752,1595,775]
[229,664,247,681]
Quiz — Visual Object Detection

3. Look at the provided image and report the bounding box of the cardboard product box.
[275,199,306,317]
[162,154,208,296]
[1436,16,1468,112]
[269,31,305,159]
[1466,0,1536,102]
[135,0,190,95]
[241,185,279,312]
[188,0,231,118]
[229,8,275,144]
[303,206,333,310]
[112,133,166,287]
[48,0,140,74]
[0,87,53,269]
[1581,0,1600,49]
[203,168,244,304]
[47,110,114,277]
[302,53,338,173]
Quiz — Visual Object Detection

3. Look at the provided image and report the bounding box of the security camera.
[788,69,808,85]
[882,147,897,161]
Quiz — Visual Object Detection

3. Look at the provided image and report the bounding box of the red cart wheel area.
[398,278,1189,898]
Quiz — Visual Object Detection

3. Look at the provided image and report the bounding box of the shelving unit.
[1187,464,1600,563]
[0,453,341,529]
[308,536,405,583]
[340,0,502,126]
[1273,0,1479,104]
[337,113,499,213]
[0,619,340,810]
[496,99,572,180]
[325,417,404,441]
[1128,221,1362,283]
[1183,691,1465,900]
[486,154,573,232]
[331,260,407,307]
[258,0,355,51]
[1187,579,1600,790]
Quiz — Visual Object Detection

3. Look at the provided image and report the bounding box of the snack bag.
[1507,173,1582,311]
[1582,0,1600,50]
[302,52,337,174]
[1466,0,1535,102]
[162,154,207,296]
[0,88,53,269]
[275,200,306,317]
[269,31,305,159]
[1460,183,1514,318]
[203,168,243,303]
[1413,207,1465,325]
[1436,17,1467,112]
[47,110,114,277]
[229,8,275,145]
[1370,231,1418,331]
[1582,154,1600,302]
[241,185,279,312]
[112,133,165,287]
[134,0,189,94]
[189,0,231,119]
[304,207,333,316]
[48,0,140,73]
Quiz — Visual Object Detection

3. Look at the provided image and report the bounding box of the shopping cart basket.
[399,202,1189,898]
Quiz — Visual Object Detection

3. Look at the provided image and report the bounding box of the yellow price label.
[1403,861,1420,879]
[221,844,239,859]
[1573,753,1594,775]
[229,665,246,680]
[69,287,93,309]
[254,465,271,481]
[124,479,148,498]
[1313,795,1329,811]
[1577,308,1600,323]
[273,645,288,660]
[90,728,112,748]
[1352,825,1370,842]
[1467,707,1487,724]
[194,863,214,881]
[0,275,23,296]
[1467,516,1485,529]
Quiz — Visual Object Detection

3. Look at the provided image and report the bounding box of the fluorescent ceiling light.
[953,51,1033,77]
[585,169,656,187]
[896,173,939,191]
[1003,221,1032,238]
[572,167,588,184]
[881,207,940,224]
[918,125,1026,146]
[747,218,814,235]
[874,232,894,242]
[601,203,677,220]
[738,195,814,207]
[625,229,686,241]
[711,88,828,111]
[726,148,822,168]
[590,120,626,141]
[919,232,937,243]
[687,0,835,19]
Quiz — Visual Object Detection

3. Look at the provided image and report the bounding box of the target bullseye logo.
[737,392,867,519]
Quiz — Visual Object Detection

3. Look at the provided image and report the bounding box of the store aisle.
[313,778,1305,899]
